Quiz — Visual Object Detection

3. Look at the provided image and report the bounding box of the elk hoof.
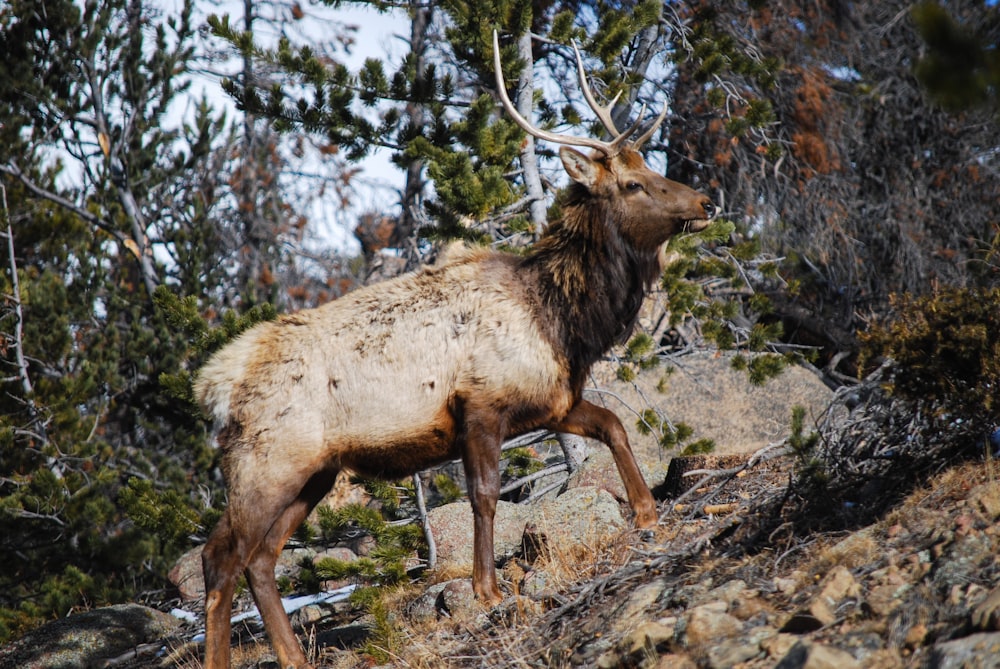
[480,591,503,608]
[634,507,658,529]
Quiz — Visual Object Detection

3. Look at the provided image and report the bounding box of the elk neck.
[520,184,661,383]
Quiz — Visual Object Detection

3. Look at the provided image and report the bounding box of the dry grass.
[517,524,638,594]
[798,528,881,579]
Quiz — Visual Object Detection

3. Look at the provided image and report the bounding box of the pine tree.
[0,0,235,639]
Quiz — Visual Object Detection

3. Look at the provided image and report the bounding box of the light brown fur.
[198,253,572,481]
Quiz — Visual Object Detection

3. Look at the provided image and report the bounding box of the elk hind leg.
[244,468,338,669]
[202,500,281,669]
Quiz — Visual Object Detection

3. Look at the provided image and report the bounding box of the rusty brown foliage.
[666,0,1000,369]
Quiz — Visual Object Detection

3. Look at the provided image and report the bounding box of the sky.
[167,0,411,254]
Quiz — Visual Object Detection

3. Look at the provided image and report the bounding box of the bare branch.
[0,162,128,246]
[0,186,32,397]
[412,473,436,569]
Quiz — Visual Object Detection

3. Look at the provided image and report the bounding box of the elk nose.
[702,200,717,220]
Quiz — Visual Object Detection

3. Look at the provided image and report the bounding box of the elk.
[194,32,717,669]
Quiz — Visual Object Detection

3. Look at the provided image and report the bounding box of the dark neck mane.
[521,184,660,385]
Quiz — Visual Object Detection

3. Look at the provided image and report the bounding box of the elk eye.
[625,181,644,192]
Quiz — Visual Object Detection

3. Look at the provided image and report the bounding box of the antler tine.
[492,30,615,155]
[632,106,668,149]
[571,40,622,137]
[568,38,651,152]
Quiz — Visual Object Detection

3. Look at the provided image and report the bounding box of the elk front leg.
[550,400,657,528]
[459,411,504,605]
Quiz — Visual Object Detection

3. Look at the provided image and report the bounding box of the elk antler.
[571,39,667,150]
[571,40,624,137]
[492,31,666,155]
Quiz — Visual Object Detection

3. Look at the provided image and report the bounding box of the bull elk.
[194,31,717,669]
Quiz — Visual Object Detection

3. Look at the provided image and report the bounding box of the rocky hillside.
[3,353,998,669]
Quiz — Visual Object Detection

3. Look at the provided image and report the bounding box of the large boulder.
[0,604,180,669]
[591,351,834,460]
[427,486,626,575]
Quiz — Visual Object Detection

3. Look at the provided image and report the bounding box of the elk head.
[492,31,717,251]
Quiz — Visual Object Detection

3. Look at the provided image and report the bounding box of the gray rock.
[535,486,627,541]
[439,579,478,622]
[929,632,1000,669]
[427,486,626,575]
[680,602,743,649]
[168,545,204,602]
[609,581,669,635]
[620,620,674,656]
[774,640,861,669]
[427,499,530,572]
[0,604,180,669]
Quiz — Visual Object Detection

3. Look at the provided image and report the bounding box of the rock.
[313,620,370,652]
[620,620,674,656]
[706,578,748,604]
[680,602,743,649]
[428,499,530,573]
[535,486,627,541]
[407,582,449,624]
[817,565,861,602]
[972,586,1000,631]
[276,546,317,580]
[168,545,205,602]
[778,566,858,633]
[650,654,698,669]
[519,568,555,599]
[779,597,836,633]
[567,448,630,501]
[439,579,478,622]
[862,649,906,669]
[706,639,760,669]
[290,604,327,628]
[169,543,359,603]
[774,640,861,669]
[865,581,907,618]
[595,648,621,668]
[406,579,481,624]
[761,632,800,660]
[0,604,180,669]
[968,481,1000,521]
[774,575,800,596]
[609,581,669,634]
[427,487,626,577]
[315,546,359,563]
[820,527,878,570]
[928,632,1000,669]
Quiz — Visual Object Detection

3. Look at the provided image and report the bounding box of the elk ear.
[559,147,600,189]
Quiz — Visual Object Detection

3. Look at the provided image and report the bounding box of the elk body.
[195,33,716,669]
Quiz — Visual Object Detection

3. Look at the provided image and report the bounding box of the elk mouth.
[682,218,713,233]
[682,201,718,233]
